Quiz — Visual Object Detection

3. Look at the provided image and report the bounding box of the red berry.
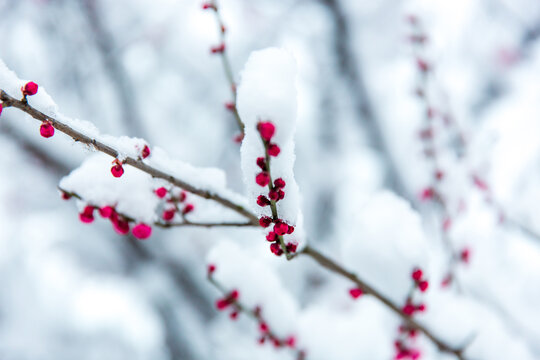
[202,2,216,10]
[442,217,452,232]
[155,187,167,198]
[277,189,285,200]
[229,290,239,300]
[286,336,296,348]
[274,178,286,188]
[460,247,470,264]
[216,298,229,310]
[111,162,124,178]
[272,338,281,348]
[257,195,270,207]
[182,203,194,215]
[208,264,216,275]
[211,43,225,54]
[259,216,272,228]
[61,191,71,200]
[162,209,176,221]
[349,288,363,299]
[132,223,152,240]
[418,280,429,292]
[417,303,426,312]
[259,322,269,333]
[112,217,130,235]
[269,189,279,201]
[256,157,267,170]
[274,221,289,236]
[40,121,54,138]
[270,242,283,256]
[417,58,429,72]
[0,103,3,117]
[286,225,295,234]
[79,206,95,224]
[233,133,244,143]
[179,191,187,202]
[268,143,280,157]
[258,336,266,345]
[99,206,114,218]
[412,268,423,281]
[419,187,434,201]
[258,122,275,141]
[255,172,270,187]
[224,102,235,111]
[22,81,38,96]
[141,145,151,159]
[266,231,278,242]
[229,311,239,320]
[402,303,415,316]
[286,242,297,253]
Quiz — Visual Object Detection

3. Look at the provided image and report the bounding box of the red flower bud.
[40,121,54,138]
[270,242,283,256]
[259,216,272,228]
[211,43,225,54]
[79,205,95,224]
[257,195,270,207]
[274,178,286,188]
[418,280,429,292]
[141,145,151,159]
[155,187,167,198]
[266,231,278,242]
[162,209,176,221]
[349,288,363,299]
[412,268,423,281]
[255,172,270,187]
[182,203,194,215]
[22,81,38,96]
[274,221,289,236]
[111,160,124,178]
[256,157,267,170]
[268,143,280,157]
[132,223,152,240]
[258,122,275,141]
[99,206,114,218]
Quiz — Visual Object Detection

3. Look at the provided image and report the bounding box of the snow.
[238,48,303,229]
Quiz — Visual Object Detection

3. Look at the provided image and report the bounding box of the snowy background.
[0,0,540,359]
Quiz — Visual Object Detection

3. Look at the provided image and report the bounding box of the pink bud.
[111,161,124,178]
[22,81,38,96]
[155,187,167,198]
[258,122,275,141]
[162,209,176,221]
[79,206,95,224]
[255,172,270,187]
[412,268,423,281]
[99,206,114,218]
[182,203,194,215]
[268,144,280,157]
[418,280,429,292]
[132,223,152,240]
[349,288,363,299]
[40,121,55,138]
[141,145,151,159]
[259,216,272,228]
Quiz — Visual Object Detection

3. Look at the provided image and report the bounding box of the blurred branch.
[0,88,258,225]
[204,0,245,136]
[319,0,411,200]
[79,0,146,137]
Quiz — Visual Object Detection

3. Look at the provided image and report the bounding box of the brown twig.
[301,245,468,360]
[0,89,258,225]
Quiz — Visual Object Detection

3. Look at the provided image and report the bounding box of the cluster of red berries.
[391,268,430,360]
[110,145,151,178]
[254,121,296,256]
[69,197,152,240]
[208,264,305,359]
[155,186,194,221]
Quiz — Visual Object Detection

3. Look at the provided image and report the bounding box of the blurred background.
[0,0,540,359]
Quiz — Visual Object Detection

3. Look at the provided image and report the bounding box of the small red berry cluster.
[208,265,305,359]
[63,193,152,240]
[393,267,429,360]
[254,121,296,257]
[155,186,194,222]
[110,145,151,178]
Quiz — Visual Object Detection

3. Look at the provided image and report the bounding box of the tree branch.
[0,89,258,225]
